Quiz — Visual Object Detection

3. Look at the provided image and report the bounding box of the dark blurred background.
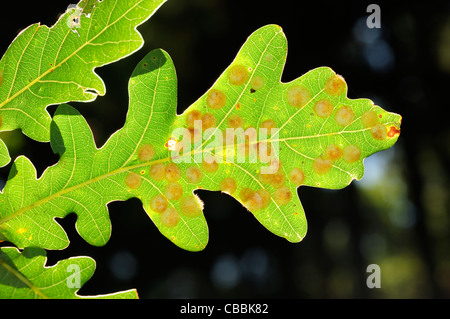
[1,0,449,298]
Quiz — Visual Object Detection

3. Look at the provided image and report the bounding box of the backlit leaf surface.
[0,0,166,166]
[0,25,401,252]
[0,247,137,299]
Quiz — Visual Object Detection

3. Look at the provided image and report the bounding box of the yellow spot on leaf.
[165,138,178,151]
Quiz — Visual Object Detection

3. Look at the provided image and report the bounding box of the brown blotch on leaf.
[228,64,250,86]
[125,172,142,189]
[0,70,4,86]
[342,145,361,163]
[271,172,286,188]
[138,144,155,162]
[227,114,244,129]
[201,113,217,130]
[324,74,346,96]
[165,163,182,182]
[187,127,202,144]
[241,188,271,211]
[220,177,237,194]
[202,156,219,173]
[161,207,180,228]
[258,171,274,185]
[186,110,202,129]
[289,168,305,186]
[150,163,166,181]
[185,166,203,184]
[207,89,227,110]
[361,110,379,128]
[247,189,271,211]
[314,100,334,118]
[335,105,355,126]
[371,124,387,140]
[286,85,311,108]
[180,195,203,217]
[165,182,183,200]
[150,194,168,213]
[250,75,264,91]
[324,144,343,161]
[256,189,271,208]
[260,119,277,130]
[274,186,292,205]
[313,157,332,175]
[239,188,255,202]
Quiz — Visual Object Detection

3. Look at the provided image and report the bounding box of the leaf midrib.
[0,156,170,225]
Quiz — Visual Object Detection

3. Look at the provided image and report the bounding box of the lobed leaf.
[0,247,137,299]
[0,0,167,166]
[0,25,401,252]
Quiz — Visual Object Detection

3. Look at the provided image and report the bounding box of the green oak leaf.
[0,0,167,166]
[0,25,401,252]
[0,247,137,299]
